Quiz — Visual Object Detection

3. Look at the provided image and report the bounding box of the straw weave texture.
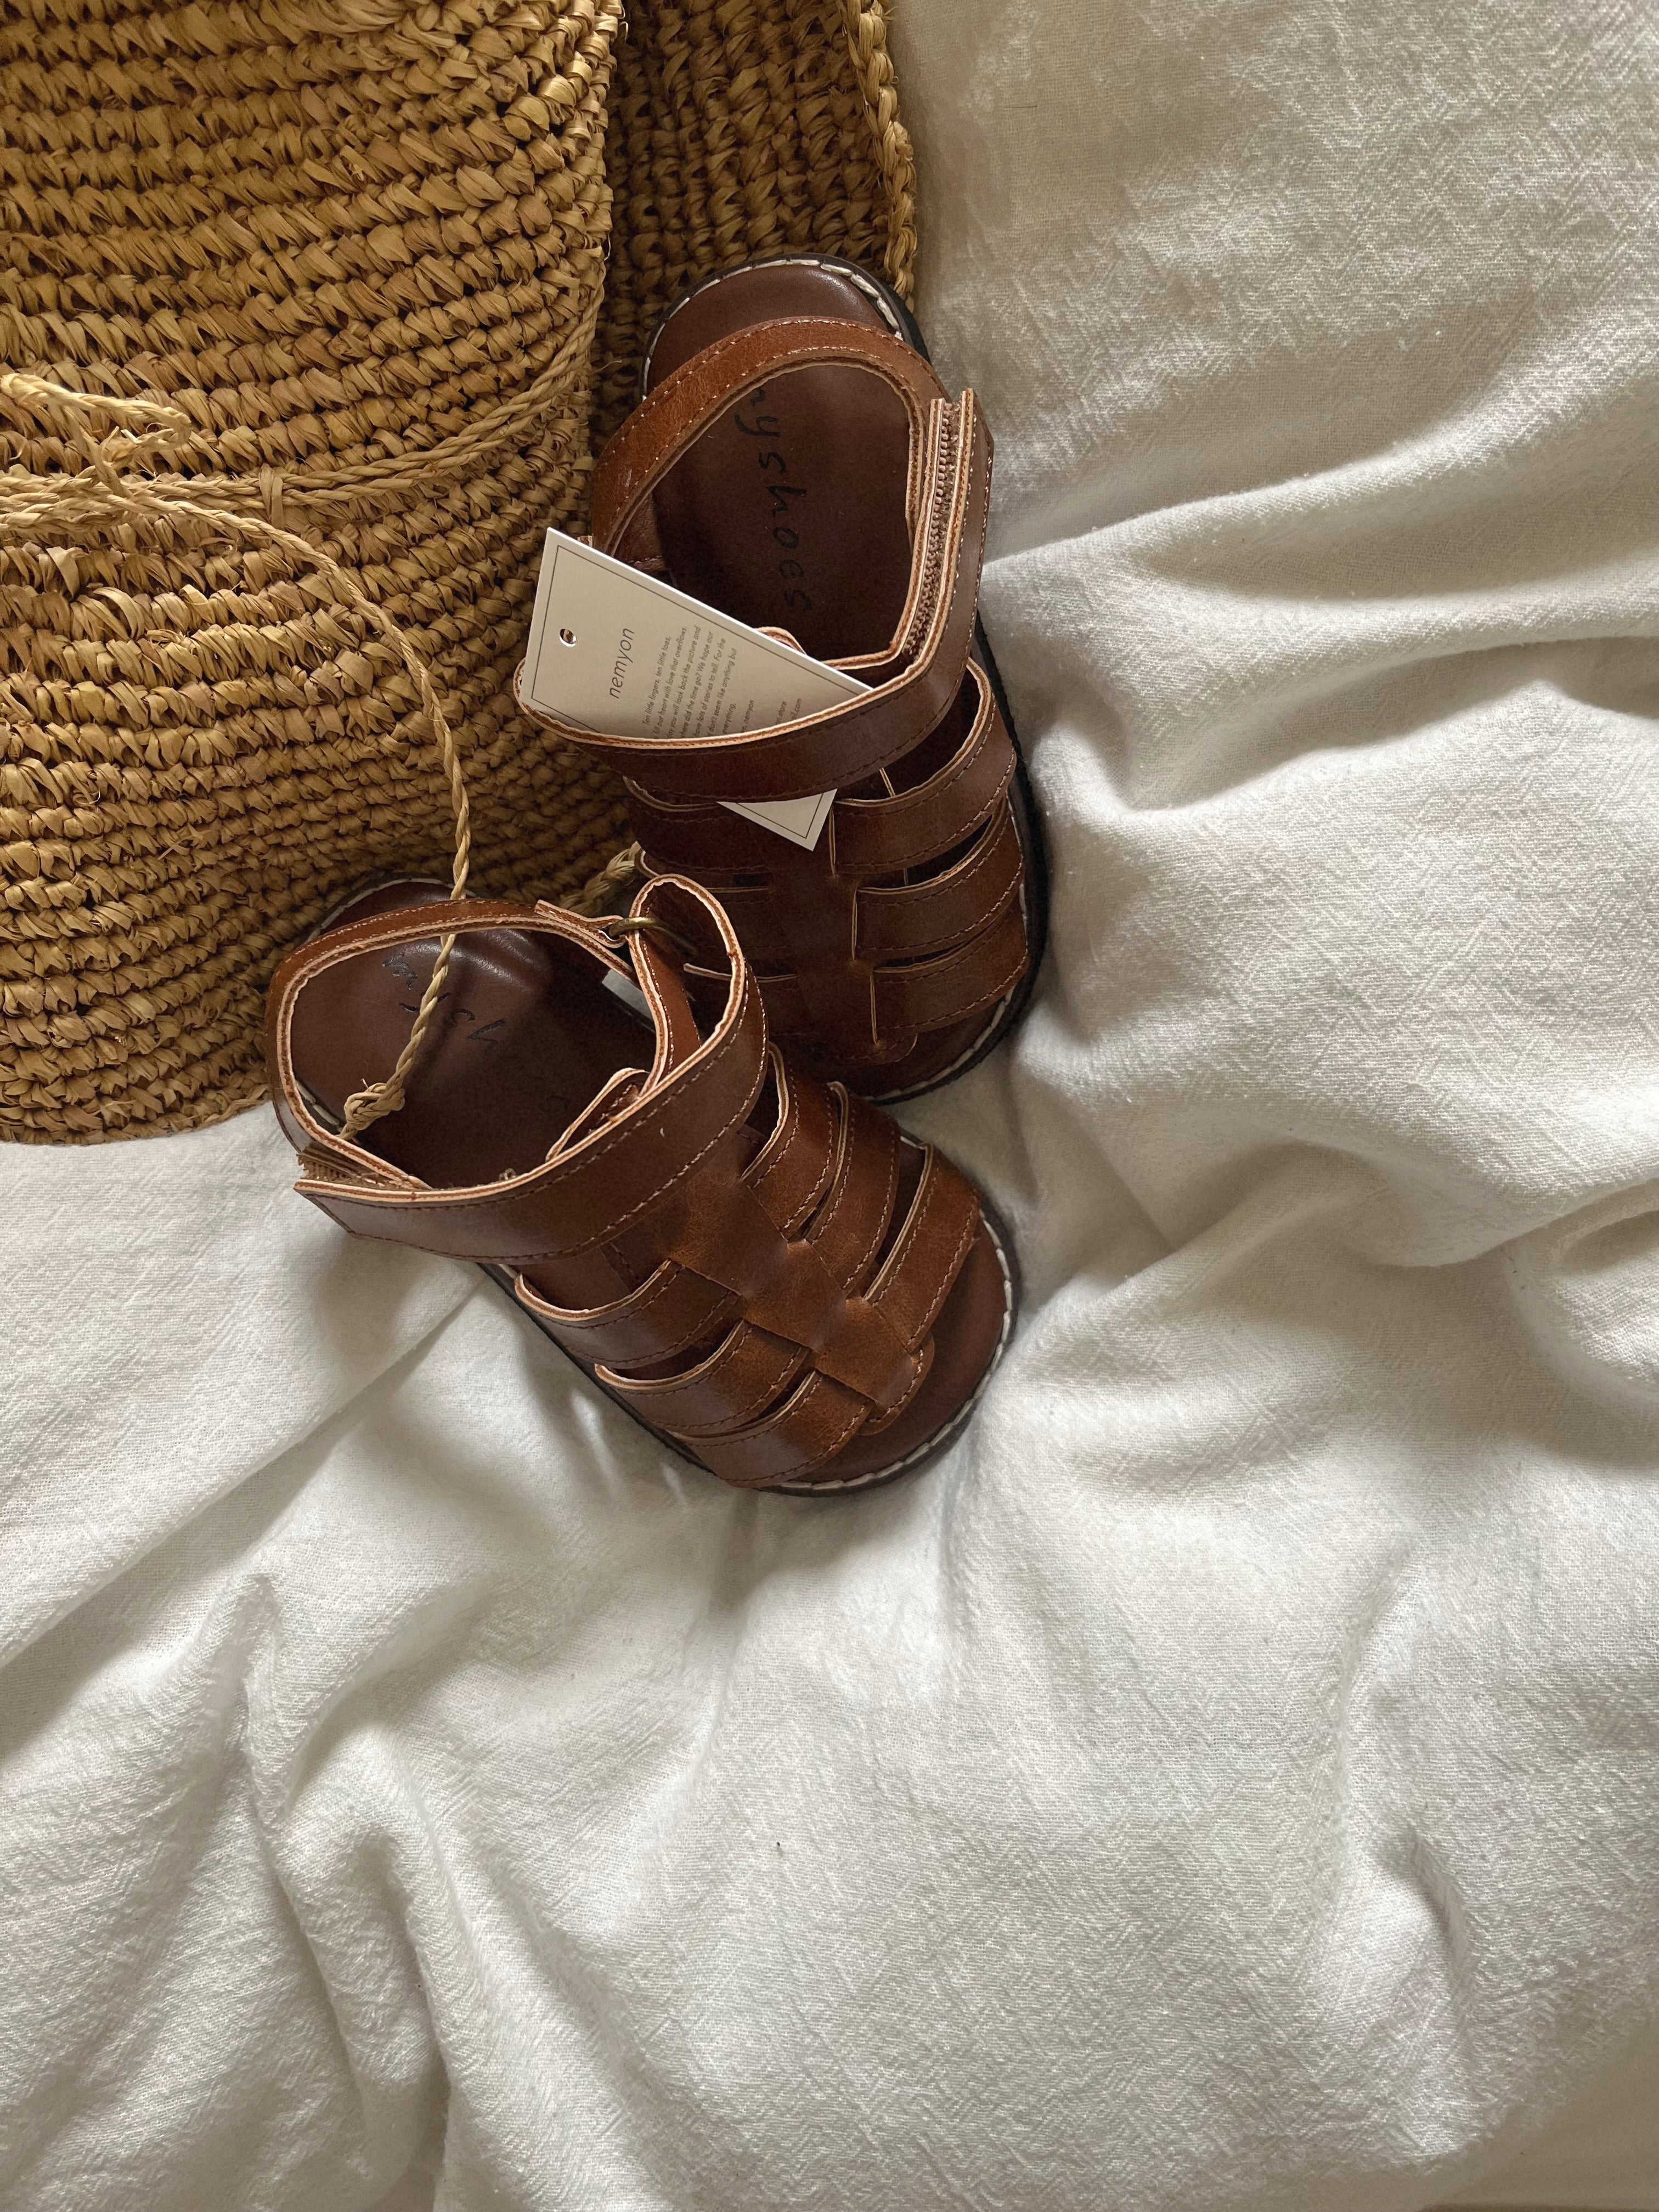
[0,0,915,1142]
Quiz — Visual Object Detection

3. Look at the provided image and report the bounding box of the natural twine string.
[0,370,637,1139]
[146,297,602,520]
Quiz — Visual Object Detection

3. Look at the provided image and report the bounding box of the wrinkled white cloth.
[5,2,1659,2207]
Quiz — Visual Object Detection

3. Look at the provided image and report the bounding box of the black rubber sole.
[644,251,1052,1107]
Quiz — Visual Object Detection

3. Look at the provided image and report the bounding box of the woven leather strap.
[516,1068,983,1488]
[508,312,1030,1074]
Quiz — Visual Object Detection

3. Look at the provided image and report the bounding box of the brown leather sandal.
[266,876,1018,1493]
[517,253,1047,1104]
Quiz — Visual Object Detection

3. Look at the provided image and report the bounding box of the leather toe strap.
[578,1081,983,1488]
[626,662,1028,1070]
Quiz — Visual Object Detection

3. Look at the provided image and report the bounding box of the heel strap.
[266,880,769,1261]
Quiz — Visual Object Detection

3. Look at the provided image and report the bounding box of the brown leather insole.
[645,261,918,664]
[289,883,660,1312]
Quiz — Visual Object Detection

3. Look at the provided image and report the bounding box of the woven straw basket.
[0,0,916,1143]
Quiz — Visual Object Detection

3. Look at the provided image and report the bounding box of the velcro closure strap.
[516,386,993,804]
[590,317,944,551]
[270,881,770,1263]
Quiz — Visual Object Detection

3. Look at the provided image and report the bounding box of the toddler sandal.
[517,253,1047,1104]
[266,876,1018,1493]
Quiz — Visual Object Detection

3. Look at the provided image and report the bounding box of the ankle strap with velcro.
[513,319,994,804]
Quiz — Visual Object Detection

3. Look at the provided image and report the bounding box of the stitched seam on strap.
[606,1333,805,1433]
[868,893,1023,979]
[611,1317,753,1393]
[528,1285,738,1366]
[865,811,1008,911]
[832,679,1011,864]
[840,1113,901,1292]
[749,1073,837,1229]
[744,1053,804,1207]
[789,1219,1015,1491]
[843,733,1011,850]
[881,911,1029,998]
[788,1135,837,1230]
[857,811,1015,949]
[519,653,958,798]
[804,1088,896,1293]
[761,1414,867,1482]
[733,1375,870,1483]
[516,1259,689,1333]
[865,1345,929,1428]
[749,1125,806,1210]
[873,1176,979,1350]
[527,625,971,793]
[598,324,928,528]
[877,946,1028,1038]
[342,964,760,1244]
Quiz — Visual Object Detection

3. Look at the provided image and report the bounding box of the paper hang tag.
[518,527,868,851]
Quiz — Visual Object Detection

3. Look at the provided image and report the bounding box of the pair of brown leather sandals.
[268,258,1048,1495]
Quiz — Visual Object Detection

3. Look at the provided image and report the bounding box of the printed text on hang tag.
[519,529,868,851]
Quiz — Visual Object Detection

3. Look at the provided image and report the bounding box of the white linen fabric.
[5,2,1659,2207]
